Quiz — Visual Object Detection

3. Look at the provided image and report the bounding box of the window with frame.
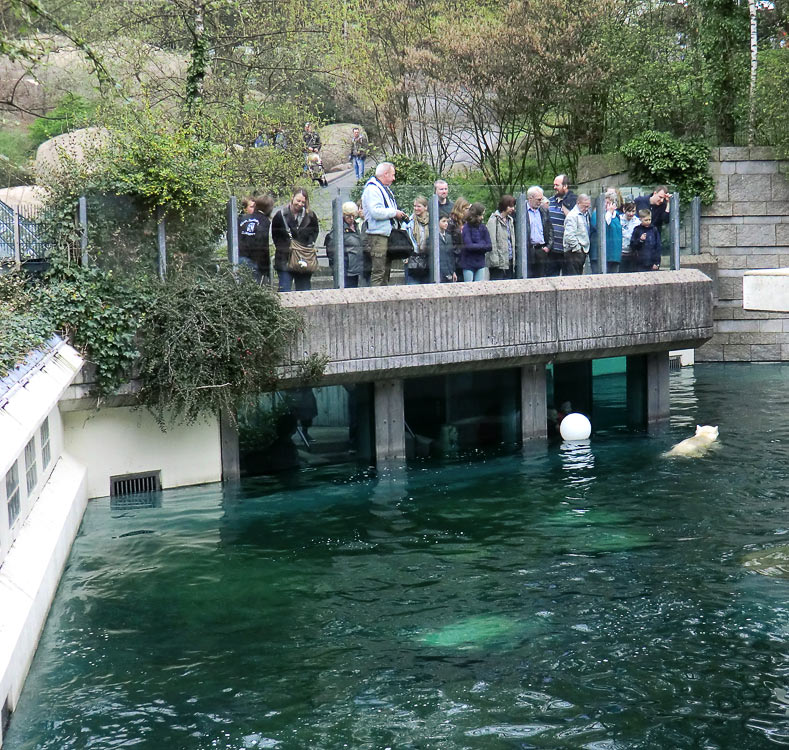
[25,437,38,494]
[6,461,20,528]
[40,416,51,468]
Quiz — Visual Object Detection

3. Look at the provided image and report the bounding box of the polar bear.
[664,425,719,458]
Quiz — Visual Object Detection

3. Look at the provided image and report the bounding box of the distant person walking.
[361,162,407,286]
[350,127,368,181]
[272,188,320,292]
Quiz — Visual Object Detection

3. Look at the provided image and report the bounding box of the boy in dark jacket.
[437,214,456,282]
[629,209,661,271]
[238,196,273,283]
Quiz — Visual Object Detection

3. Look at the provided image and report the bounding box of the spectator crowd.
[238,128,673,291]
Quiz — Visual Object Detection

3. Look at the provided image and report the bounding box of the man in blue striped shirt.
[547,174,577,277]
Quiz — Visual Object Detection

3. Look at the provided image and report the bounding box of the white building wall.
[62,407,222,499]
[0,345,81,565]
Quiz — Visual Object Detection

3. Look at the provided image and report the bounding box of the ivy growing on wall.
[621,131,716,204]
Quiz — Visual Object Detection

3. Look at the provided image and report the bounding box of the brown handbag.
[287,240,318,274]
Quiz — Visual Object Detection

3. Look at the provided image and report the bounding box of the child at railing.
[628,209,661,272]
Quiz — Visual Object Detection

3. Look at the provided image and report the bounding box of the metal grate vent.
[110,471,161,498]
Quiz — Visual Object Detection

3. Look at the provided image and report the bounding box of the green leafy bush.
[754,49,789,157]
[29,94,97,148]
[137,266,304,426]
[0,274,50,377]
[621,131,715,204]
[32,261,153,393]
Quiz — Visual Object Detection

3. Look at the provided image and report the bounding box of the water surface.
[6,364,789,749]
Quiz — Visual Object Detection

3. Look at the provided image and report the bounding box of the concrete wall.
[62,407,222,499]
[697,147,789,361]
[276,271,713,386]
[0,453,87,748]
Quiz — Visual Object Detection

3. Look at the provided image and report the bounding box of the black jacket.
[271,206,320,272]
[238,211,270,270]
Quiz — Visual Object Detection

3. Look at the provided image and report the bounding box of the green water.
[6,363,789,749]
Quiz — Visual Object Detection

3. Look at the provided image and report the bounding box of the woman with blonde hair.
[405,195,430,284]
[325,201,365,287]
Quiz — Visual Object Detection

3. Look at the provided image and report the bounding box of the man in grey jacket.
[562,193,592,275]
[361,162,407,286]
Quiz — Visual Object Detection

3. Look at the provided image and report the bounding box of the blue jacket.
[629,223,661,270]
[589,209,623,263]
[460,222,492,271]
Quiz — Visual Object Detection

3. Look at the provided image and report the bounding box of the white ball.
[560,412,592,441]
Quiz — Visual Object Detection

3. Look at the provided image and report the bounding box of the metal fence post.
[12,205,22,270]
[226,196,239,267]
[690,196,701,255]
[78,195,88,267]
[429,194,440,284]
[156,206,167,280]
[595,192,607,274]
[670,192,681,270]
[515,192,528,278]
[332,195,345,289]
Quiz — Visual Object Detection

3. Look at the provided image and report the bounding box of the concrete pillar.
[553,360,593,417]
[626,351,670,426]
[219,409,240,482]
[521,363,547,440]
[646,351,670,423]
[374,379,406,463]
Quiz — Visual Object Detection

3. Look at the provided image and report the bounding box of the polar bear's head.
[695,424,719,440]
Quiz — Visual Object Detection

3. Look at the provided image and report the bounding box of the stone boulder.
[0,185,48,213]
[35,127,111,179]
[318,123,369,172]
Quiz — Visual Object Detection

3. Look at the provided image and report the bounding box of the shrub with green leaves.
[621,131,715,204]
[32,261,153,393]
[137,266,304,427]
[754,49,789,158]
[29,94,97,148]
[0,273,51,377]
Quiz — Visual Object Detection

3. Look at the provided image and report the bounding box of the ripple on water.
[5,364,789,750]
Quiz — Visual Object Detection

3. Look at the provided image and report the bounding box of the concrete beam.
[277,271,713,386]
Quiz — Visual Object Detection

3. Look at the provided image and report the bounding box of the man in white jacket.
[562,193,592,276]
[361,162,406,286]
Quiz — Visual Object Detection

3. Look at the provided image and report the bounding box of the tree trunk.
[748,0,758,146]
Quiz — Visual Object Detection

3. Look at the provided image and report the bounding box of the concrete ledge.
[0,453,88,745]
[278,271,714,385]
[743,268,789,312]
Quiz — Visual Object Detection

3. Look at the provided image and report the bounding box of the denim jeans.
[462,268,486,282]
[278,270,312,292]
[353,156,366,180]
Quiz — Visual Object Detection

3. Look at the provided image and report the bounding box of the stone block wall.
[697,146,789,362]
